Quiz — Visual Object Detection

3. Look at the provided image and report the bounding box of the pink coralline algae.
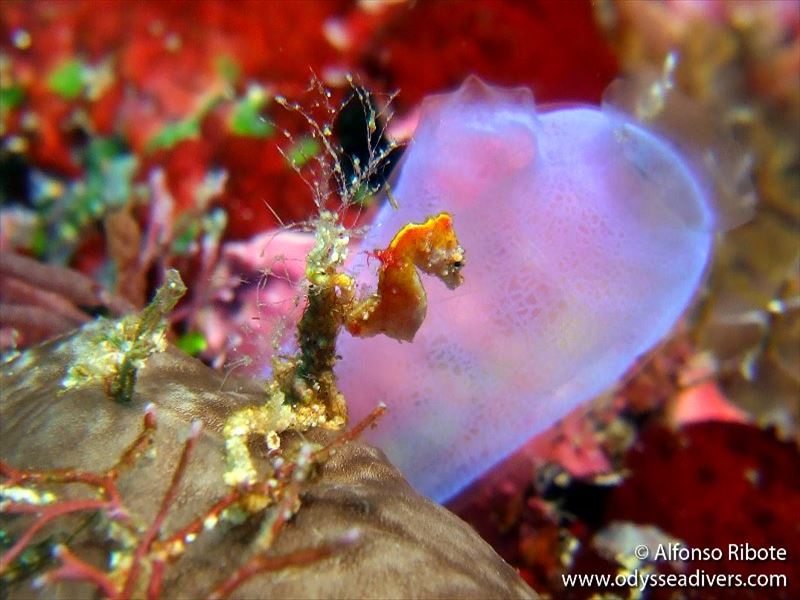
[336,75,754,502]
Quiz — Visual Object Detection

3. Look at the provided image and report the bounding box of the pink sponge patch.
[337,76,723,502]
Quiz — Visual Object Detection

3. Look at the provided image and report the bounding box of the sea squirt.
[336,75,755,502]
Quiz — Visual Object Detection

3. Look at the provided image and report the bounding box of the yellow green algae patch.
[62,269,187,403]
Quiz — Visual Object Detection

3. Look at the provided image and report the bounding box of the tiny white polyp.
[337,76,723,502]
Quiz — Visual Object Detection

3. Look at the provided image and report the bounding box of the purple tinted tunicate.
[336,76,749,502]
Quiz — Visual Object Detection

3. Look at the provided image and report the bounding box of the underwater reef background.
[1,1,798,599]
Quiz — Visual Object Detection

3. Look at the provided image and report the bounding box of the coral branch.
[159,487,246,554]
[0,276,90,324]
[311,403,387,464]
[255,445,311,550]
[0,410,157,578]
[206,536,357,600]
[0,499,113,573]
[0,252,133,316]
[110,404,158,476]
[147,560,166,600]
[2,381,384,597]
[1,464,110,489]
[36,544,119,599]
[121,420,202,600]
[0,303,79,341]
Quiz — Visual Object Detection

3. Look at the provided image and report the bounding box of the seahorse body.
[346,212,464,342]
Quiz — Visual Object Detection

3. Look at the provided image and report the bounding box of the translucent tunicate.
[336,76,754,502]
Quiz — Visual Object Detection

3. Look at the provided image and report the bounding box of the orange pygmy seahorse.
[346,212,465,342]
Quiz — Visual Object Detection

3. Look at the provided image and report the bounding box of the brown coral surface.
[0,337,535,599]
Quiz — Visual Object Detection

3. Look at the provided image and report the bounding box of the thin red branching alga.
[0,404,386,599]
[0,405,157,574]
